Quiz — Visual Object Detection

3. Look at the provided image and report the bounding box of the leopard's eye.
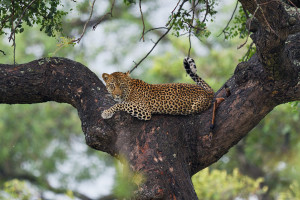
[109,84,115,89]
[120,83,126,88]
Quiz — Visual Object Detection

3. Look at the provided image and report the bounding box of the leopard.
[101,57,215,120]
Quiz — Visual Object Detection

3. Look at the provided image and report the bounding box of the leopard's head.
[102,72,131,102]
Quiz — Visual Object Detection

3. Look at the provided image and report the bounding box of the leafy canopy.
[0,0,249,42]
[0,0,67,37]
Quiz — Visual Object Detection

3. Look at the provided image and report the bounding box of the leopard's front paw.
[101,109,114,119]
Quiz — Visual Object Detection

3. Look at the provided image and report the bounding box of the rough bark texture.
[0,1,300,199]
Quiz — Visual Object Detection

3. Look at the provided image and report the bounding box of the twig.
[188,32,192,57]
[238,0,278,49]
[217,0,239,37]
[130,27,172,73]
[139,0,145,42]
[139,27,168,40]
[0,50,6,55]
[71,0,96,43]
[242,5,250,19]
[0,15,11,33]
[194,0,201,9]
[253,0,279,37]
[9,0,37,42]
[188,0,196,57]
[130,0,188,73]
[242,42,254,61]
[201,0,210,24]
[13,31,16,65]
[237,0,260,49]
[237,32,249,49]
[93,0,115,30]
[179,32,190,37]
[286,0,300,20]
[11,0,16,65]
[237,1,260,49]
[165,0,181,27]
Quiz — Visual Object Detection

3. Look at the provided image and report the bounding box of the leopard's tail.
[184,57,224,139]
[183,57,214,96]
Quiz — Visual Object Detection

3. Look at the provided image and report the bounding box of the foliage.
[140,36,246,90]
[112,158,140,199]
[0,0,67,37]
[48,36,76,57]
[224,4,249,40]
[123,0,136,6]
[192,168,267,199]
[240,43,256,62]
[0,103,113,198]
[0,103,80,177]
[0,25,87,65]
[170,0,217,38]
[0,179,36,200]
[0,179,77,200]
[278,181,300,200]
[214,103,300,197]
[0,0,299,199]
[143,37,299,199]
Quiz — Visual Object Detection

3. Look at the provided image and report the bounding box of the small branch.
[93,0,115,30]
[201,0,210,24]
[130,27,172,73]
[139,27,168,40]
[11,0,16,65]
[241,42,254,61]
[130,0,188,73]
[139,0,146,42]
[253,0,279,37]
[71,0,96,44]
[194,0,201,10]
[236,1,260,49]
[188,0,196,57]
[8,0,37,42]
[0,15,11,34]
[0,50,6,55]
[286,0,300,20]
[188,32,192,57]
[13,31,16,65]
[237,33,250,49]
[217,0,239,37]
[242,5,250,19]
[258,2,279,36]
[165,0,182,27]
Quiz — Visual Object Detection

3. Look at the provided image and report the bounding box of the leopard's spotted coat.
[101,57,214,120]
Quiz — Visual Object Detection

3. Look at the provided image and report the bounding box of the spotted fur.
[101,58,214,120]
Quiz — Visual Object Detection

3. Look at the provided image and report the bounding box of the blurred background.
[0,0,299,199]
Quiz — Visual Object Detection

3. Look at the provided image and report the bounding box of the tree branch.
[93,0,116,30]
[139,0,146,42]
[0,4,299,197]
[217,0,239,38]
[0,58,117,155]
[130,0,188,73]
[71,0,97,44]
[1,51,299,198]
[8,0,38,42]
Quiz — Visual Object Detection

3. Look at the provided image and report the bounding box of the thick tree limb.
[0,50,299,199]
[0,1,300,199]
[0,58,117,155]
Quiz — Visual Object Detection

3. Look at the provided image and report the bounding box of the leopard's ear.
[125,71,130,76]
[102,73,110,82]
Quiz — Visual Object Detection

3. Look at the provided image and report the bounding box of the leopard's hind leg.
[191,95,212,113]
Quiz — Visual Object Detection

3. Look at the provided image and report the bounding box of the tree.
[0,0,300,199]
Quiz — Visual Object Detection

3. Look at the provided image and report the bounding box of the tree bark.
[0,1,300,199]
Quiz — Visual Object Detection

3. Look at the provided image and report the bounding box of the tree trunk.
[0,1,299,199]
